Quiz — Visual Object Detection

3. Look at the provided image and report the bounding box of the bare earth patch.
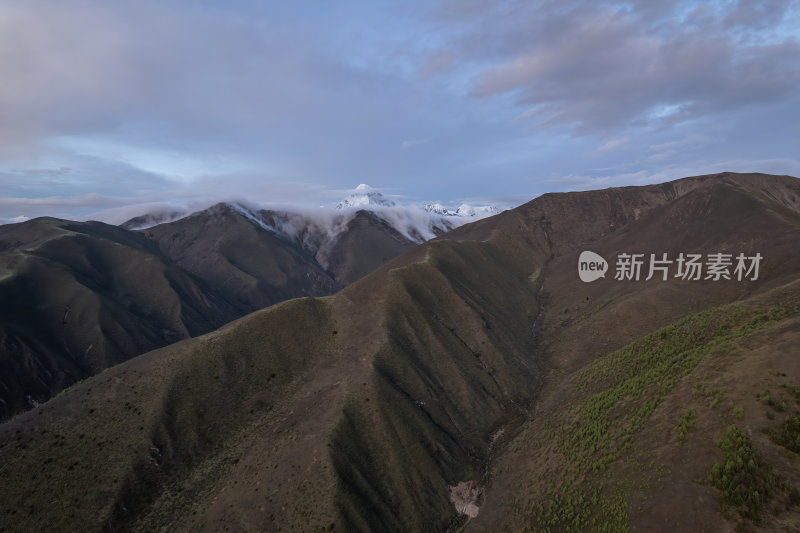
[449,480,480,518]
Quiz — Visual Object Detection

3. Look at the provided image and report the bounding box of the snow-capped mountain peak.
[113,187,506,251]
[336,184,396,209]
[422,203,456,216]
[423,202,500,217]
[455,204,500,217]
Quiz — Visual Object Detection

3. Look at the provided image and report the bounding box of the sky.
[1,0,799,223]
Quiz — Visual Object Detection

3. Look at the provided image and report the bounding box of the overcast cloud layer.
[1,0,798,223]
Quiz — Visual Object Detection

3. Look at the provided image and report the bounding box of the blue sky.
[1,0,799,222]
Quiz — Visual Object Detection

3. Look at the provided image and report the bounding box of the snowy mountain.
[423,202,500,217]
[422,202,456,216]
[454,203,501,217]
[117,184,503,247]
[335,184,396,209]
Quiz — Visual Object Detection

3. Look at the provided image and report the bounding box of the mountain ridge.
[0,198,439,420]
[1,172,800,532]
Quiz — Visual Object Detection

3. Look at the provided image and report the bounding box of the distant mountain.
[135,191,498,287]
[0,189,488,421]
[335,183,396,209]
[334,183,501,220]
[423,202,500,217]
[118,184,501,242]
[3,172,800,532]
[138,201,427,288]
[254,207,418,284]
[316,209,417,284]
[140,203,339,315]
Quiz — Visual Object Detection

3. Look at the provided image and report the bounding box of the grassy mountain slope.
[469,284,800,532]
[143,203,340,314]
[0,218,240,421]
[1,172,799,532]
[0,223,549,532]
[468,173,800,532]
[1,202,418,422]
[322,210,417,284]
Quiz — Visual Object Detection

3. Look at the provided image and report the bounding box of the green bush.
[676,409,697,443]
[757,391,787,412]
[768,413,800,453]
[708,425,776,523]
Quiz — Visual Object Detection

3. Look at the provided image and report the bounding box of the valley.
[1,172,800,532]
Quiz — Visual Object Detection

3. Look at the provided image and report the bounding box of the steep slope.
[0,200,435,421]
[142,203,437,290]
[0,218,241,421]
[1,172,799,533]
[142,203,339,314]
[0,224,549,532]
[254,205,463,284]
[252,207,423,285]
[322,210,418,284]
[468,172,800,532]
[470,285,800,532]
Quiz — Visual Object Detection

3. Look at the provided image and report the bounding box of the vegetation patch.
[707,425,782,523]
[781,384,800,403]
[757,390,787,412]
[728,402,745,420]
[676,409,697,443]
[520,301,796,532]
[693,383,723,408]
[768,412,800,454]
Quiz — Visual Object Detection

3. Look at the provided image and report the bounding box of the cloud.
[0,215,30,225]
[545,157,800,193]
[450,193,532,209]
[0,1,322,153]
[0,0,521,205]
[0,173,341,223]
[648,135,713,153]
[0,155,178,201]
[401,138,433,148]
[418,51,455,80]
[17,167,73,176]
[0,1,427,166]
[584,137,629,158]
[513,106,549,123]
[724,0,794,31]
[452,1,800,134]
[645,134,716,161]
[0,0,797,222]
[432,0,500,22]
[0,193,137,221]
[545,170,666,191]
[688,157,800,178]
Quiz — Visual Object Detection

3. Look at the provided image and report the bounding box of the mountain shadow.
[1,172,800,532]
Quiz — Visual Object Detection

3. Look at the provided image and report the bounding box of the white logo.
[578,251,608,282]
[577,251,762,282]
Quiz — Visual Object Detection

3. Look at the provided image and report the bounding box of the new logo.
[578,251,608,283]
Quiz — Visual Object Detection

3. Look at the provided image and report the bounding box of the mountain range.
[1,172,800,532]
[0,190,497,421]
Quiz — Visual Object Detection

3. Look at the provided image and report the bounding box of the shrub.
[676,409,697,443]
[708,425,777,523]
[768,413,800,454]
